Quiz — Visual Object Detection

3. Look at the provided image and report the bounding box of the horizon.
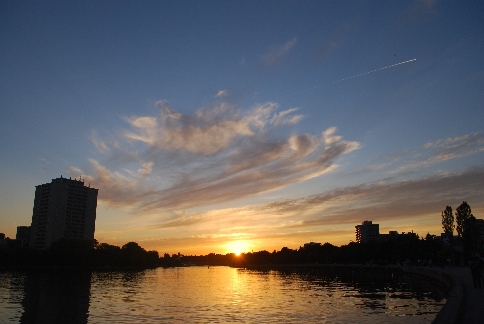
[1,1,483,256]
[2,185,474,256]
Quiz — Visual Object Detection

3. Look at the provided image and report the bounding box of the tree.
[441,206,454,234]
[455,201,472,238]
[456,201,478,253]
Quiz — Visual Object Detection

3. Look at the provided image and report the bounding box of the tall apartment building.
[355,220,380,243]
[29,176,98,249]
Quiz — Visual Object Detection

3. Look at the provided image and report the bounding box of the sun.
[225,240,251,255]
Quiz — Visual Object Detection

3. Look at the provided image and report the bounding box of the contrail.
[282,58,417,98]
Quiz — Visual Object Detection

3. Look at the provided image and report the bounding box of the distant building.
[29,176,98,249]
[355,221,380,243]
[303,242,321,248]
[16,226,31,247]
[379,231,399,242]
[0,233,6,249]
[381,230,418,242]
[355,221,419,243]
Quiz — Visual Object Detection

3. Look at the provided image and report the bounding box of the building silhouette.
[29,176,98,249]
[355,221,380,243]
[16,226,31,247]
[355,220,418,243]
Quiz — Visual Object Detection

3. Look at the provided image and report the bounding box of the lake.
[0,266,446,323]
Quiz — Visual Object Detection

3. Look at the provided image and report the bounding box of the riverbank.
[401,266,464,324]
[399,266,484,324]
[433,267,483,324]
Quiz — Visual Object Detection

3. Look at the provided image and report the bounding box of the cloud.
[270,108,304,126]
[155,166,484,233]
[393,132,484,173]
[215,90,227,98]
[40,158,52,165]
[124,100,259,155]
[153,214,206,229]
[299,166,483,225]
[79,100,359,213]
[89,130,111,154]
[72,159,157,208]
[138,161,154,176]
[423,132,484,150]
[261,37,297,66]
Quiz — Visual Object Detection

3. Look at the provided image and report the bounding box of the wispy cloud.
[393,132,484,173]
[423,133,484,150]
[215,90,227,98]
[270,108,304,126]
[151,166,484,233]
[277,166,484,227]
[74,100,359,213]
[261,37,297,66]
[89,130,111,154]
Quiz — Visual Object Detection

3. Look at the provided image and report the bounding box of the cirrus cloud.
[76,100,359,213]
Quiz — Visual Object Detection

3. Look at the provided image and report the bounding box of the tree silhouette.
[455,201,472,238]
[455,201,480,253]
[441,206,454,234]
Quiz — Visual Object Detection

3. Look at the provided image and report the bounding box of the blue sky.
[1,1,483,254]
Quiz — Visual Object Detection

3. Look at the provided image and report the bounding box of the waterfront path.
[438,267,484,324]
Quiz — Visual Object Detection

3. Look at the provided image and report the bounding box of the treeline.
[183,234,455,267]
[441,201,481,253]
[0,239,161,269]
[1,230,478,270]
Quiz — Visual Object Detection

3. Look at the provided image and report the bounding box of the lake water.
[0,266,446,323]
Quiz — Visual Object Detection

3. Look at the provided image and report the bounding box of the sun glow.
[225,240,251,255]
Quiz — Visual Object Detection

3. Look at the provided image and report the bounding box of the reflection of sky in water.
[0,267,446,323]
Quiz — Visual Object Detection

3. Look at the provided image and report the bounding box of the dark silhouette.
[456,201,473,238]
[20,270,91,324]
[469,253,483,289]
[0,238,159,270]
[442,206,454,234]
[181,234,449,268]
[456,201,478,253]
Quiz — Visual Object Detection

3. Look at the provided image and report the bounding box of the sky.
[1,1,483,255]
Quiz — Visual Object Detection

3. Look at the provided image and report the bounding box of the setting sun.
[225,240,251,255]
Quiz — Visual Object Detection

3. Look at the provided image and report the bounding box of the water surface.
[0,266,446,323]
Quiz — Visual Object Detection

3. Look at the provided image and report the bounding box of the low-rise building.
[16,226,31,247]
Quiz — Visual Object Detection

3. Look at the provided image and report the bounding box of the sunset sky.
[1,1,483,255]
